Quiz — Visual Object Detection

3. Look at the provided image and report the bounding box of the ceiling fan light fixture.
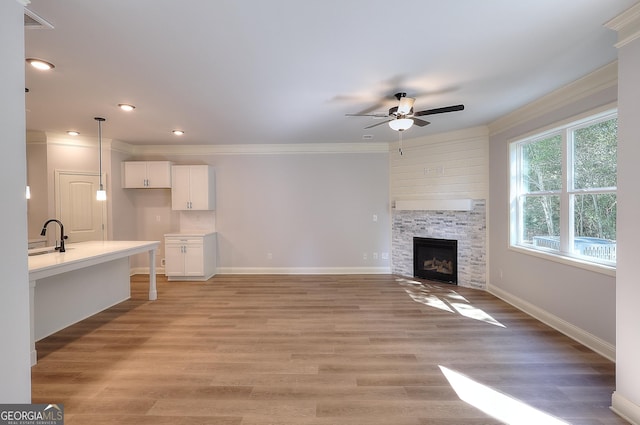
[66,130,79,136]
[172,129,184,136]
[397,97,415,115]
[389,118,414,131]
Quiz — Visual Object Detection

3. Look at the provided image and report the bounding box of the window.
[510,110,617,267]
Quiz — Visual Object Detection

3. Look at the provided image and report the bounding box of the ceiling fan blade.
[364,119,393,129]
[414,104,465,117]
[412,118,430,127]
[345,113,389,118]
[354,101,389,115]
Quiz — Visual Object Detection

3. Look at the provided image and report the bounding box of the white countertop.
[28,240,160,280]
[164,232,216,237]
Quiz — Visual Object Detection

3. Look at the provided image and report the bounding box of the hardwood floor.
[31,274,627,424]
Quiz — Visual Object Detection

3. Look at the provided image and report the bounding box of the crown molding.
[26,130,46,144]
[606,2,640,48]
[28,131,389,156]
[111,139,136,155]
[488,61,618,136]
[117,142,389,156]
[35,131,113,150]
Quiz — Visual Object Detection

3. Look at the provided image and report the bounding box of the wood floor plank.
[31,274,628,424]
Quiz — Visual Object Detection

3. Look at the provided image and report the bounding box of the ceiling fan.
[346,92,464,131]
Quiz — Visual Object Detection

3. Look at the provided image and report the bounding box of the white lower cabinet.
[164,233,216,281]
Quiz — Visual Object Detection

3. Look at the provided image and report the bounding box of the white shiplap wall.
[389,126,489,203]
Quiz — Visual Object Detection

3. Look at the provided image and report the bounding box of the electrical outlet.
[160,258,166,266]
[267,252,273,260]
[373,252,378,260]
[372,214,378,222]
[363,253,367,260]
[381,252,389,260]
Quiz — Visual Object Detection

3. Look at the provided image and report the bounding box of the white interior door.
[55,171,107,243]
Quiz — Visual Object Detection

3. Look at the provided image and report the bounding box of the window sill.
[509,245,616,277]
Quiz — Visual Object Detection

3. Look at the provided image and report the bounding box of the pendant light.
[95,117,107,201]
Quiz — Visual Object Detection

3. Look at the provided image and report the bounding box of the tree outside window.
[511,111,617,266]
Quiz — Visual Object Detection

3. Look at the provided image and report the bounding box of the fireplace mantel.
[394,199,473,211]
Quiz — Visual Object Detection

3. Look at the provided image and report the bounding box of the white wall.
[212,152,390,272]
[0,0,32,402]
[131,149,390,273]
[389,126,489,203]
[488,63,619,359]
[26,132,48,239]
[29,142,391,273]
[610,4,640,421]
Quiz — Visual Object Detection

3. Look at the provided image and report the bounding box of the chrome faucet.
[40,219,67,252]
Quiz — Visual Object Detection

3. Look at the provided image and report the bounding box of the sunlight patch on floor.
[439,365,570,425]
[396,278,505,327]
[407,292,455,313]
[450,302,505,328]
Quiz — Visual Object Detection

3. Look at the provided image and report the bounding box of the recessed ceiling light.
[118,103,135,111]
[26,58,55,70]
[66,130,79,136]
[172,130,184,136]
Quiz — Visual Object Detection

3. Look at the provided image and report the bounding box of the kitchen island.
[28,240,159,365]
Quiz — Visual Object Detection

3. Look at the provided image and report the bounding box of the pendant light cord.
[95,117,106,190]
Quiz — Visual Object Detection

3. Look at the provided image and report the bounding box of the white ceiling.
[23,0,636,146]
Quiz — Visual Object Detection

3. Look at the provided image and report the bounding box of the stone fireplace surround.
[392,199,486,290]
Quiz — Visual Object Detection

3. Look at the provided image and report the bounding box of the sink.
[28,247,72,256]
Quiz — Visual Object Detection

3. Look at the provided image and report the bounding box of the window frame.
[508,105,617,276]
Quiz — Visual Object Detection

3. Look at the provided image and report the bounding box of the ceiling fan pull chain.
[399,131,403,156]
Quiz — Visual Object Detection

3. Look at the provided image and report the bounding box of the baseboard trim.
[131,266,392,277]
[611,391,640,425]
[215,266,392,275]
[488,284,615,362]
[130,266,161,276]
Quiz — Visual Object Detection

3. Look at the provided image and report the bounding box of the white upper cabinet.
[122,161,172,188]
[171,165,215,210]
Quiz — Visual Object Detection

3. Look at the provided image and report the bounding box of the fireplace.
[413,237,458,284]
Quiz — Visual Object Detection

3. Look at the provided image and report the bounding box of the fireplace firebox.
[413,237,458,284]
